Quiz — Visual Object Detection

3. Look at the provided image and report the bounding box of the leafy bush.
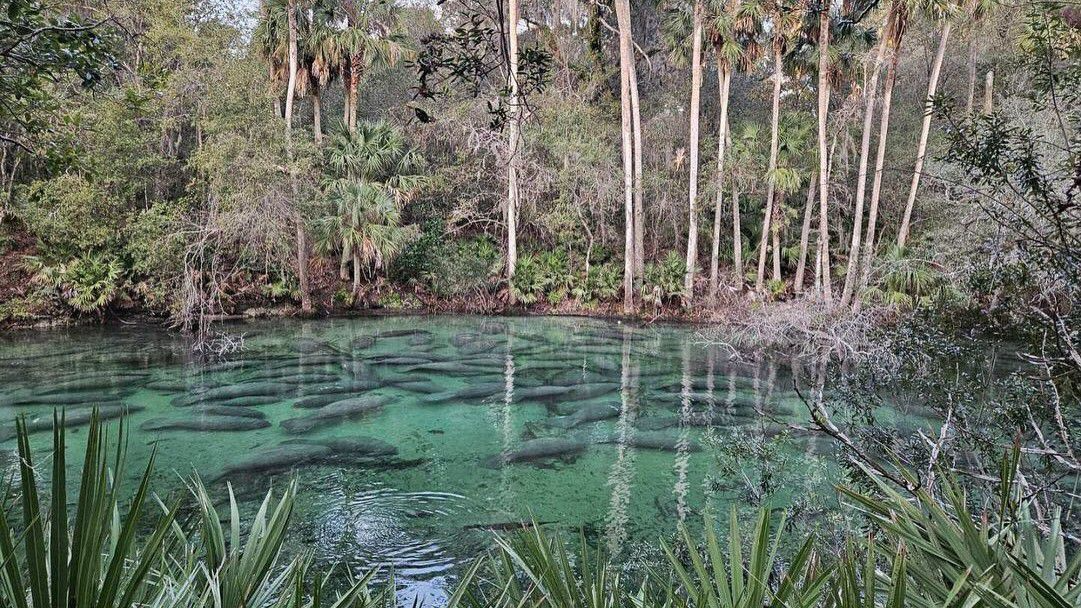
[390,223,500,297]
[512,249,575,305]
[572,262,621,305]
[25,253,128,314]
[16,173,121,255]
[641,251,686,306]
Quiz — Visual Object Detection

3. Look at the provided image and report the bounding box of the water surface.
[0,316,846,603]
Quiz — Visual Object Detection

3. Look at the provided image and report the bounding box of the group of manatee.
[0,320,798,477]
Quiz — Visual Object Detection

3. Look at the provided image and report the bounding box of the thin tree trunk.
[731,184,742,283]
[630,49,645,280]
[840,31,888,305]
[506,0,521,303]
[340,248,350,280]
[313,91,323,145]
[285,0,311,312]
[615,0,636,313]
[815,6,833,303]
[709,63,732,304]
[898,20,952,249]
[964,35,977,114]
[794,175,817,294]
[352,250,361,295]
[682,1,705,307]
[755,48,783,293]
[983,69,993,114]
[771,192,783,282]
[856,7,903,308]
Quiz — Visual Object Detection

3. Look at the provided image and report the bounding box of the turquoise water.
[0,316,840,604]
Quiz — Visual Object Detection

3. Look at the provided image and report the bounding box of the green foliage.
[25,253,127,314]
[860,246,961,310]
[392,223,501,297]
[512,250,575,305]
[572,263,622,306]
[641,252,687,306]
[16,174,119,255]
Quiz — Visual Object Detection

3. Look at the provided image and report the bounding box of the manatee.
[145,380,195,392]
[458,339,499,356]
[482,437,588,468]
[376,329,431,338]
[188,405,267,419]
[563,382,620,402]
[636,411,754,431]
[292,394,350,409]
[450,332,480,347]
[219,443,333,478]
[283,436,398,458]
[280,395,391,434]
[274,373,342,385]
[548,403,620,429]
[374,357,436,367]
[389,380,443,394]
[173,394,281,408]
[198,360,250,373]
[513,386,573,402]
[547,370,608,386]
[425,382,505,403]
[192,382,288,402]
[39,374,148,394]
[404,362,500,376]
[141,416,271,432]
[295,338,333,354]
[298,380,382,396]
[350,335,376,350]
[597,431,701,452]
[0,405,144,441]
[2,389,134,406]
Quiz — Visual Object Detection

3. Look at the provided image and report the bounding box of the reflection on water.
[0,316,852,605]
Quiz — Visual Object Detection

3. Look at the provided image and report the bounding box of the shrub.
[572,262,621,305]
[16,173,121,255]
[641,251,686,306]
[25,253,128,314]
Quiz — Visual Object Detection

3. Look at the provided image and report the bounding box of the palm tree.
[728,122,767,282]
[752,0,800,293]
[840,9,892,305]
[314,0,409,133]
[614,0,638,313]
[319,121,425,294]
[897,0,958,249]
[812,0,833,302]
[506,0,521,303]
[706,0,748,302]
[854,0,905,307]
[258,0,314,312]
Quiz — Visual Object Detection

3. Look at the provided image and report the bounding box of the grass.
[1,412,1078,608]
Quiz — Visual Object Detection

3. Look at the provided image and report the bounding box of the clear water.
[0,315,847,604]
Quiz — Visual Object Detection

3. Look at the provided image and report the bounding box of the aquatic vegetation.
[3,414,1078,608]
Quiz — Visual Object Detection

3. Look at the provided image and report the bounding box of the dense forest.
[0,0,1080,605]
[1,0,1074,336]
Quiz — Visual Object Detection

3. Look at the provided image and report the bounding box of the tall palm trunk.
[630,55,645,279]
[683,2,705,307]
[614,0,636,313]
[348,55,361,133]
[856,5,904,307]
[709,63,732,303]
[897,20,952,249]
[794,174,817,293]
[755,48,783,292]
[731,184,742,281]
[964,34,978,114]
[771,192,783,281]
[312,91,323,145]
[840,28,889,305]
[505,0,521,303]
[352,250,362,295]
[814,6,833,302]
[285,0,311,312]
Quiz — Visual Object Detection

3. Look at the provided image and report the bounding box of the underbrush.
[1,414,1078,608]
